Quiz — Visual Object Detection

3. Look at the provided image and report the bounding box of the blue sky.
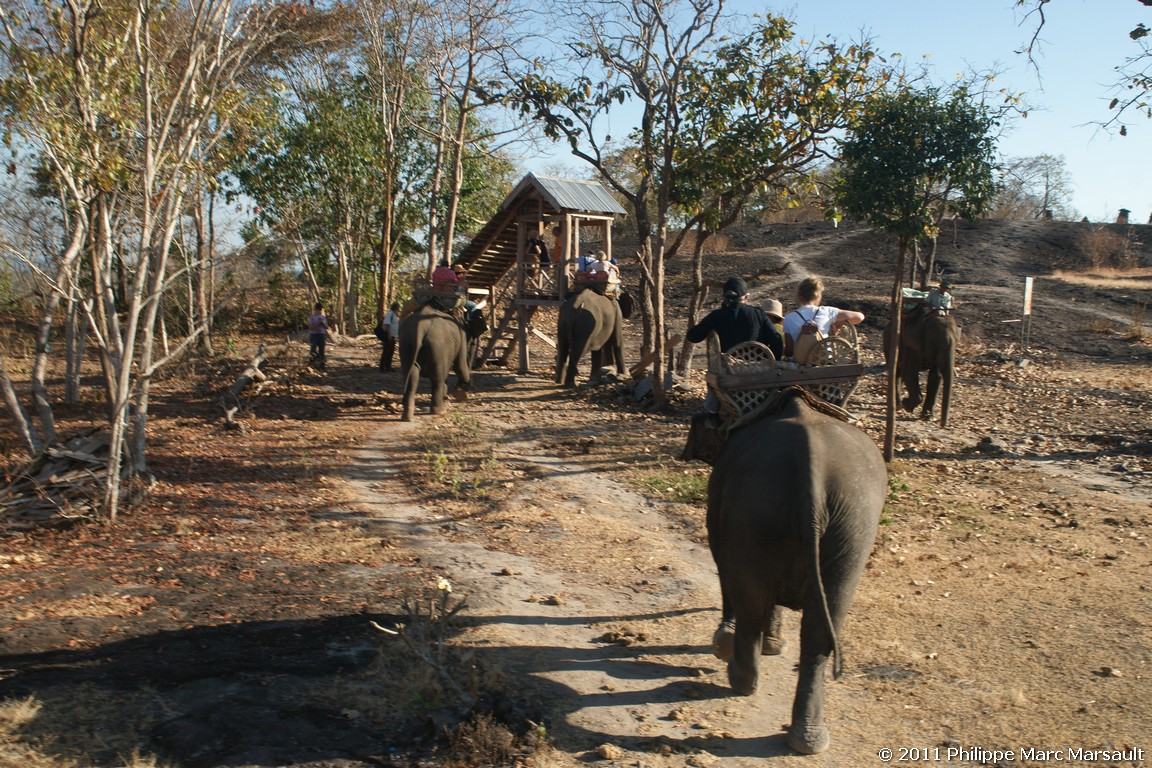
[759,0,1151,222]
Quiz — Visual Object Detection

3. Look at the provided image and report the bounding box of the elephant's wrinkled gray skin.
[398,304,472,422]
[885,312,960,427]
[700,393,886,754]
[555,289,625,387]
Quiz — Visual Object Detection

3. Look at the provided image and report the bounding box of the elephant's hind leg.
[430,376,448,415]
[788,608,833,754]
[401,365,419,422]
[761,605,787,655]
[712,619,735,662]
[921,366,942,421]
[727,612,764,696]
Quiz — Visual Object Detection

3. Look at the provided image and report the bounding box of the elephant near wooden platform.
[555,288,626,388]
[398,304,472,421]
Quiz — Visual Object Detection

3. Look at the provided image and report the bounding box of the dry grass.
[0,691,172,768]
[443,713,558,768]
[1076,227,1139,270]
[1125,302,1150,342]
[1052,266,1152,289]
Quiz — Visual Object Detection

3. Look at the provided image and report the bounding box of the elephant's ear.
[618,290,634,320]
[681,412,725,465]
[466,312,488,339]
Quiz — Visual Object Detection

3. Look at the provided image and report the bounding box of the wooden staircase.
[475,276,555,369]
[450,175,625,373]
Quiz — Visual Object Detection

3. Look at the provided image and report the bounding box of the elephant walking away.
[398,303,472,422]
[885,312,960,427]
[690,389,886,754]
[555,289,626,388]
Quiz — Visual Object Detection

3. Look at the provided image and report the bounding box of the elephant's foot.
[712,621,735,662]
[786,722,830,754]
[452,389,468,402]
[761,635,787,655]
[901,396,919,414]
[919,409,934,422]
[727,662,758,696]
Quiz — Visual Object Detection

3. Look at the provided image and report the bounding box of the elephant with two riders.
[885,311,961,427]
[555,288,627,388]
[682,390,887,754]
[398,303,474,421]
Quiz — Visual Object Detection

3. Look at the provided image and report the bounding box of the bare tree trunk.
[427,96,449,266]
[0,350,42,456]
[925,234,940,287]
[884,236,909,462]
[194,182,215,354]
[441,63,475,262]
[675,232,709,376]
[64,296,87,405]
[296,233,322,307]
[31,217,87,444]
[908,238,919,288]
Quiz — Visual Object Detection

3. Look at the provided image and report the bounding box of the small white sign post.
[1022,277,1034,351]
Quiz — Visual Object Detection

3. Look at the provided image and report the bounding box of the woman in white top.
[782,276,864,358]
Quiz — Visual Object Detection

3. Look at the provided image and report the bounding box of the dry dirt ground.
[1,219,1150,768]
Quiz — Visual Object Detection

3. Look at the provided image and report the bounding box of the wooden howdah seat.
[705,327,863,429]
[412,285,467,313]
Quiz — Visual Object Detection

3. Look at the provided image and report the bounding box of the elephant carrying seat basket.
[412,285,467,313]
[705,333,863,429]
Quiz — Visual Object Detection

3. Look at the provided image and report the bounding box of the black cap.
[723,276,748,298]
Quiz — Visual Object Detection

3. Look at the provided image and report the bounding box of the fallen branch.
[1,428,107,532]
[219,343,282,430]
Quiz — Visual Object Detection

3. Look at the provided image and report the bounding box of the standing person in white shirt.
[375,302,401,372]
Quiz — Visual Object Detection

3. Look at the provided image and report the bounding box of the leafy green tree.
[509,0,729,407]
[233,76,398,334]
[669,18,888,373]
[837,86,997,461]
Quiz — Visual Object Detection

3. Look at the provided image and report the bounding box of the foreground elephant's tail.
[807,511,845,680]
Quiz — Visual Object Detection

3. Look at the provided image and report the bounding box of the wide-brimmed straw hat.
[761,298,784,320]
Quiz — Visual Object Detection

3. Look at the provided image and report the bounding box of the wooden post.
[605,217,613,267]
[517,221,530,374]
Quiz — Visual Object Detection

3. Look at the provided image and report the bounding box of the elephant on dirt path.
[885,312,961,427]
[683,389,887,754]
[398,303,472,422]
[555,289,626,388]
